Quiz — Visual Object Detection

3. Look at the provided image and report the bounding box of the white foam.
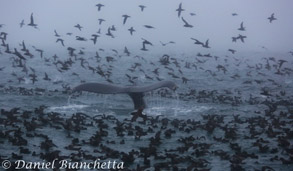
[48,104,89,112]
[144,104,212,116]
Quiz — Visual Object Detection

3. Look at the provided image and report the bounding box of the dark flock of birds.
[0,2,293,171]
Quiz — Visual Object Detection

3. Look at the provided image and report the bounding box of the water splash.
[47,104,89,113]
[173,91,179,116]
[67,95,72,105]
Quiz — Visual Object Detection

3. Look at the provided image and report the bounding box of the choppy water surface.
[0,50,292,170]
[0,1,293,170]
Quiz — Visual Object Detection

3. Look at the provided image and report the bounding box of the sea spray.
[67,95,72,105]
[174,91,179,116]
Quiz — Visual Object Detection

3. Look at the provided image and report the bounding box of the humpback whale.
[72,80,177,110]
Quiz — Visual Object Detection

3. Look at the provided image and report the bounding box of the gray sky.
[0,0,292,54]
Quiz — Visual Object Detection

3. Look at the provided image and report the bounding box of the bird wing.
[181,17,188,24]
[30,13,34,24]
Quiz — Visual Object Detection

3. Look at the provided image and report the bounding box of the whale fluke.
[72,80,177,110]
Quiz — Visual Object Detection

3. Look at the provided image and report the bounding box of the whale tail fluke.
[128,92,146,110]
[72,81,177,110]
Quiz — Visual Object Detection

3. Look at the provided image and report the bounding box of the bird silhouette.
[238,22,245,31]
[76,36,86,41]
[237,34,247,43]
[141,39,152,51]
[144,25,155,29]
[181,17,193,28]
[203,39,210,48]
[0,32,8,40]
[14,48,26,60]
[96,3,104,11]
[56,38,65,46]
[138,5,146,12]
[20,20,25,28]
[98,18,105,25]
[74,24,82,31]
[110,25,116,31]
[106,27,114,38]
[191,38,204,46]
[27,13,37,27]
[5,44,11,53]
[268,13,277,23]
[228,49,236,54]
[128,27,135,35]
[122,15,130,25]
[176,3,184,17]
[91,34,99,44]
[160,41,175,46]
[278,60,287,69]
[21,41,27,51]
[124,47,130,56]
[54,30,60,37]
[43,72,51,81]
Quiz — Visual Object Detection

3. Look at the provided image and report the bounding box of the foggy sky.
[0,0,292,54]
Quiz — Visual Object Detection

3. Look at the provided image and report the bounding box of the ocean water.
[0,1,293,169]
[0,48,293,170]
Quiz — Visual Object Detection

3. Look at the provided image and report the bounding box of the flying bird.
[43,72,51,81]
[20,20,25,28]
[74,24,82,31]
[98,18,105,25]
[0,32,8,40]
[54,30,60,37]
[91,34,99,44]
[122,15,130,25]
[176,3,184,17]
[141,38,153,51]
[27,13,37,27]
[232,37,237,42]
[202,39,210,48]
[21,41,27,51]
[278,59,287,69]
[238,22,245,31]
[128,27,135,35]
[14,48,26,60]
[76,36,87,41]
[138,5,146,12]
[97,28,101,34]
[5,44,11,53]
[181,17,193,28]
[160,41,175,46]
[106,27,114,38]
[56,38,65,46]
[191,38,203,46]
[228,49,236,54]
[237,34,247,43]
[124,47,130,56]
[144,25,155,29]
[96,3,104,11]
[268,13,277,23]
[110,25,116,31]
